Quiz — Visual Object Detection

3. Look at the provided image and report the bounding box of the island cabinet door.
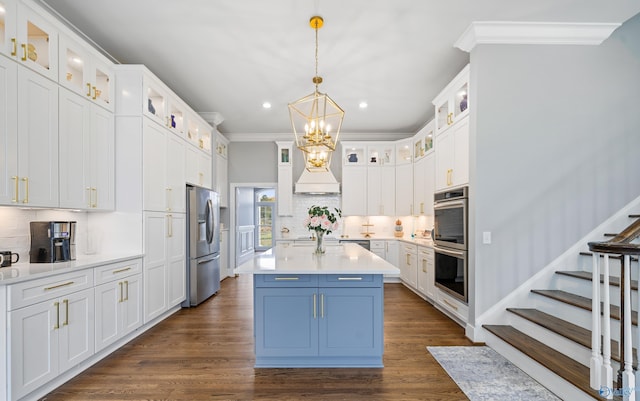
[254,287,319,357]
[318,287,383,357]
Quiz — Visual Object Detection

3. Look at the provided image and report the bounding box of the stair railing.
[589,219,640,400]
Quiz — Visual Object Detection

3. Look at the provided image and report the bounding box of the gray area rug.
[427,346,561,401]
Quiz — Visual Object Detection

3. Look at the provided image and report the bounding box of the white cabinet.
[370,240,386,259]
[143,211,185,323]
[276,141,293,216]
[417,246,435,300]
[341,165,367,216]
[413,152,435,216]
[185,146,212,189]
[9,270,95,400]
[399,243,418,290]
[384,241,399,267]
[436,288,469,326]
[59,87,114,210]
[435,116,469,191]
[15,65,58,207]
[395,163,413,216]
[1,1,59,81]
[143,118,185,213]
[94,259,143,352]
[0,54,18,205]
[215,133,229,207]
[366,165,395,216]
[58,33,114,112]
[433,64,469,135]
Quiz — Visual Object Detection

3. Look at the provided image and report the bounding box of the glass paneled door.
[255,188,276,251]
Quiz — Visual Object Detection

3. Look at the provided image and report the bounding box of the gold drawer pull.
[63,299,69,326]
[274,277,299,281]
[44,281,75,291]
[442,298,459,311]
[53,301,60,329]
[113,267,132,274]
[337,277,363,281]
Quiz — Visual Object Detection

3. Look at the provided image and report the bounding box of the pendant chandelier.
[288,16,344,172]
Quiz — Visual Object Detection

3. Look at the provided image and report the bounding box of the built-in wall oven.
[433,186,468,303]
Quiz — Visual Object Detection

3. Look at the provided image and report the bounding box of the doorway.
[255,188,275,251]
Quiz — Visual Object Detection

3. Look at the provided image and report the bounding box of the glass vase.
[315,231,325,254]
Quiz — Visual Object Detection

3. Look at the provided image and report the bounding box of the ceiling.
[38,0,640,140]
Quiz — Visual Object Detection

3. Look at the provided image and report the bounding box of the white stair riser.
[485,332,594,401]
[552,274,637,308]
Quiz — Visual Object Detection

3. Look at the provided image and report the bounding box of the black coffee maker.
[30,221,77,263]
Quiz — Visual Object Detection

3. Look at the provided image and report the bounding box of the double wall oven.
[432,186,468,303]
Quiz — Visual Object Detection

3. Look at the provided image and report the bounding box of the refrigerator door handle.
[205,198,214,244]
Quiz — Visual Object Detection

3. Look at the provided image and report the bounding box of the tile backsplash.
[277,195,434,240]
[0,207,88,262]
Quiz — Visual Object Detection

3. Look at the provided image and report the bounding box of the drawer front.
[8,269,94,311]
[319,274,382,288]
[254,274,319,287]
[403,244,418,254]
[94,258,142,285]
[370,240,385,250]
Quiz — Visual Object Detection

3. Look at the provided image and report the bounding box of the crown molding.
[455,21,621,52]
[223,132,413,143]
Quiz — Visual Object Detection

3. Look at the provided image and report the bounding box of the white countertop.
[0,253,144,285]
[275,236,433,247]
[236,243,400,275]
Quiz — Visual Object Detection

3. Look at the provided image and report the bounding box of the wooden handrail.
[588,219,640,255]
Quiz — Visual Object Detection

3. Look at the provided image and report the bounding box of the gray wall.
[469,13,640,321]
[228,141,342,184]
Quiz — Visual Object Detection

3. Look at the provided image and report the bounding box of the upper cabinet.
[432,64,469,135]
[187,111,212,154]
[342,143,366,166]
[59,34,114,112]
[395,139,412,165]
[0,0,59,82]
[367,143,394,166]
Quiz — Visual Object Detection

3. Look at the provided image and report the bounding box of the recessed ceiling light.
[262,102,272,109]
[359,102,368,109]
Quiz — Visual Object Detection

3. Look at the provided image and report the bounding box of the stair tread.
[531,289,638,325]
[483,325,605,400]
[507,308,637,366]
[556,270,639,291]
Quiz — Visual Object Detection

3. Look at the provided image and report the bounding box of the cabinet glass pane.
[63,48,84,91]
[146,86,165,120]
[0,2,6,49]
[27,20,50,71]
[95,66,110,105]
[168,101,185,134]
[436,101,449,131]
[187,119,199,145]
[454,82,468,118]
[396,143,411,164]
[343,146,364,165]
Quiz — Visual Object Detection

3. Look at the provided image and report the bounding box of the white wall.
[468,14,640,323]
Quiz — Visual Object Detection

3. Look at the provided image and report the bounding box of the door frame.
[229,182,277,278]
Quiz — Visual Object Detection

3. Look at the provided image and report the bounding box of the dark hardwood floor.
[41,275,473,401]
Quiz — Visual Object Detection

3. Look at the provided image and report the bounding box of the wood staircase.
[482,214,640,401]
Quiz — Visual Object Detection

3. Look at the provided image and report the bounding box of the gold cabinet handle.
[22,177,28,203]
[11,38,17,56]
[422,259,427,273]
[54,301,60,329]
[320,293,325,318]
[91,187,97,208]
[86,187,92,207]
[11,176,18,202]
[21,43,27,61]
[313,293,317,319]
[167,214,173,238]
[92,86,97,100]
[113,267,132,274]
[124,280,129,301]
[63,299,69,326]
[406,254,410,265]
[44,281,74,291]
[420,202,424,214]
[166,187,172,211]
[86,83,92,97]
[119,282,124,303]
[442,298,459,311]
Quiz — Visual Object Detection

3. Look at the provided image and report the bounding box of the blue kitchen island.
[236,243,400,368]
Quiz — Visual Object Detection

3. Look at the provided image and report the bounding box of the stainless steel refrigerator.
[183,185,221,307]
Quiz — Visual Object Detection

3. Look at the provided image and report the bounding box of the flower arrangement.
[304,205,342,235]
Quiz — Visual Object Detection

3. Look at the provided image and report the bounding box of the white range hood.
[294,169,340,194]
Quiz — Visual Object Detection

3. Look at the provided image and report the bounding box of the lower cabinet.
[9,286,94,400]
[417,246,435,300]
[253,274,384,367]
[143,211,186,323]
[94,259,143,352]
[399,243,418,289]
